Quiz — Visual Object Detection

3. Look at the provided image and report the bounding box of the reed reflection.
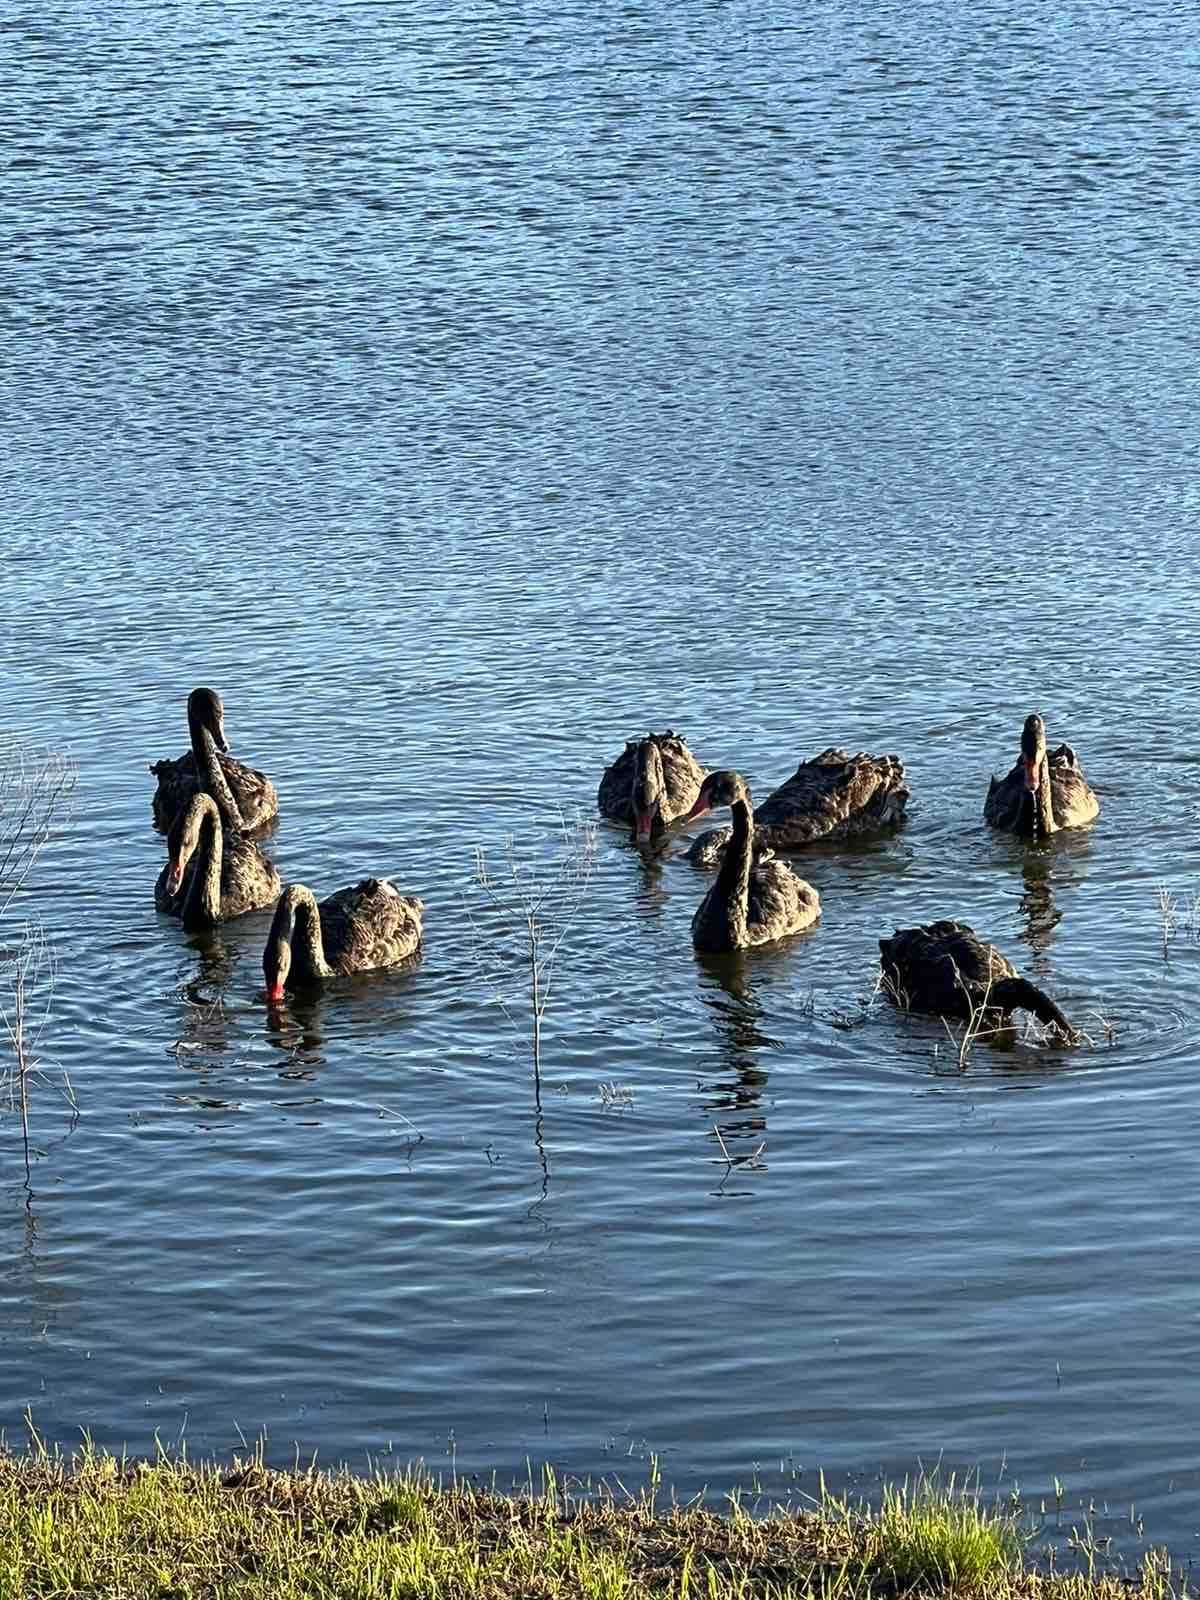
[0,1203,72,1342]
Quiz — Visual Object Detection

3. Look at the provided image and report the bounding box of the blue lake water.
[4,0,1200,1567]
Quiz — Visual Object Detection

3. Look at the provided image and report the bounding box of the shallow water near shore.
[4,0,1200,1565]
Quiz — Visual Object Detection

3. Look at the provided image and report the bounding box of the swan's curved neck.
[270,887,334,983]
[181,801,223,930]
[711,796,754,943]
[1034,759,1057,837]
[991,976,1075,1038]
[192,722,247,834]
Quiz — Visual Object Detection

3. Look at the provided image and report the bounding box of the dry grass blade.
[0,740,78,1193]
[0,744,77,921]
[465,814,597,1085]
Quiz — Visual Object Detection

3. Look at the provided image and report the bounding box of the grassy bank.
[0,1442,1181,1599]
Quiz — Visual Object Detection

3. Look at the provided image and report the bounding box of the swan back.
[754,748,910,846]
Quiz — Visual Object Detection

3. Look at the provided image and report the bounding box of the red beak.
[684,793,711,821]
[265,981,286,1005]
[166,861,183,895]
[635,811,653,841]
[1022,756,1040,792]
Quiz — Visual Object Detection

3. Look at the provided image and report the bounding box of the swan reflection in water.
[172,934,240,1068]
[262,990,327,1081]
[1016,829,1092,964]
[260,958,425,1081]
[694,951,785,1171]
[1018,855,1062,958]
[628,842,672,921]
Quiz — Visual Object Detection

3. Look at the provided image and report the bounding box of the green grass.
[871,1475,1022,1589]
[0,1441,1184,1599]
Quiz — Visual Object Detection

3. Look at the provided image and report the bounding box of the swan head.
[1020,713,1047,793]
[263,885,306,1004]
[685,769,750,819]
[630,738,667,842]
[188,687,228,753]
[264,952,290,1006]
[263,916,292,1005]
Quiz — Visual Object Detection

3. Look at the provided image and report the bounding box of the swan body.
[879,919,1077,1040]
[154,792,281,931]
[150,687,279,837]
[598,730,706,842]
[263,879,424,1002]
[686,771,820,952]
[984,713,1098,837]
[688,747,908,867]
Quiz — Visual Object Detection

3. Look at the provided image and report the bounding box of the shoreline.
[0,1441,1181,1598]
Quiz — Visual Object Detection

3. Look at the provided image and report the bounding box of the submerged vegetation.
[0,1443,1183,1600]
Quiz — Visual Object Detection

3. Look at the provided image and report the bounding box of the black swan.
[685,771,820,951]
[879,920,1077,1040]
[150,687,279,837]
[263,879,424,1002]
[688,747,908,866]
[984,713,1098,837]
[155,791,281,931]
[598,731,706,842]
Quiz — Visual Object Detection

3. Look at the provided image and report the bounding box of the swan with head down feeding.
[263,878,424,1003]
[879,919,1077,1041]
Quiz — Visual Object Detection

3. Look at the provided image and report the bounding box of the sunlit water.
[4,0,1200,1567]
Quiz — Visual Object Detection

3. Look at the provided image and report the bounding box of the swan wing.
[746,860,820,944]
[756,748,909,846]
[1048,746,1099,826]
[150,749,278,835]
[654,734,707,822]
[597,741,638,820]
[218,837,283,918]
[319,878,424,973]
[983,762,1025,829]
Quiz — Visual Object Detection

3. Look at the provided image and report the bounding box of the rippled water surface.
[4,0,1200,1563]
